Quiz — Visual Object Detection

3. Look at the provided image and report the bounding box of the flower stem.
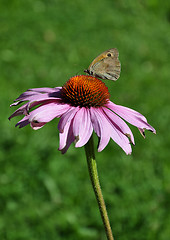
[84,135,114,240]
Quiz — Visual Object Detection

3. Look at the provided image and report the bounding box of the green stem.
[84,135,114,240]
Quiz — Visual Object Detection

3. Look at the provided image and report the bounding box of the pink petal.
[89,108,100,137]
[9,103,29,120]
[102,107,135,145]
[58,107,79,133]
[14,87,62,104]
[90,107,111,152]
[58,120,75,154]
[73,107,93,147]
[59,122,70,150]
[15,91,41,102]
[16,93,61,104]
[15,113,47,130]
[95,108,132,155]
[109,126,132,155]
[10,101,24,107]
[28,87,61,93]
[106,101,156,133]
[15,115,30,128]
[30,121,47,130]
[29,102,71,123]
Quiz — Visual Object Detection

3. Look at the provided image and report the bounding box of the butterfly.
[84,48,121,81]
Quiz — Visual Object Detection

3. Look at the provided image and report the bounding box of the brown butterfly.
[84,48,121,81]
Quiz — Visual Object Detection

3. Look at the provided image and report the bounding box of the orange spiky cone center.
[61,75,110,107]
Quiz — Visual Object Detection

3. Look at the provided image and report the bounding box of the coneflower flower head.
[9,75,156,154]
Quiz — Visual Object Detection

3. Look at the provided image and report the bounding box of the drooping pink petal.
[9,99,64,120]
[106,101,156,133]
[58,122,70,150]
[58,107,79,133]
[138,128,146,138]
[28,99,60,111]
[15,115,30,128]
[89,107,100,137]
[9,103,29,120]
[16,87,61,98]
[12,88,62,107]
[94,108,132,155]
[15,92,61,105]
[29,102,71,123]
[14,92,45,104]
[109,126,132,155]
[14,91,41,102]
[102,107,135,145]
[72,107,93,148]
[30,121,47,130]
[10,101,24,107]
[90,107,111,152]
[58,120,75,154]
[28,87,61,93]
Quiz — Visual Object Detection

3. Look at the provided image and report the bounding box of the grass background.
[1,0,170,239]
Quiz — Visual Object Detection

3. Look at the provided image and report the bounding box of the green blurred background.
[1,0,170,239]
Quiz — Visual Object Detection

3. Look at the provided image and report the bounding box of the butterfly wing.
[101,55,121,81]
[85,48,121,81]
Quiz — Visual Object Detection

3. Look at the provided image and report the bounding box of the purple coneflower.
[9,74,156,240]
[9,75,155,154]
